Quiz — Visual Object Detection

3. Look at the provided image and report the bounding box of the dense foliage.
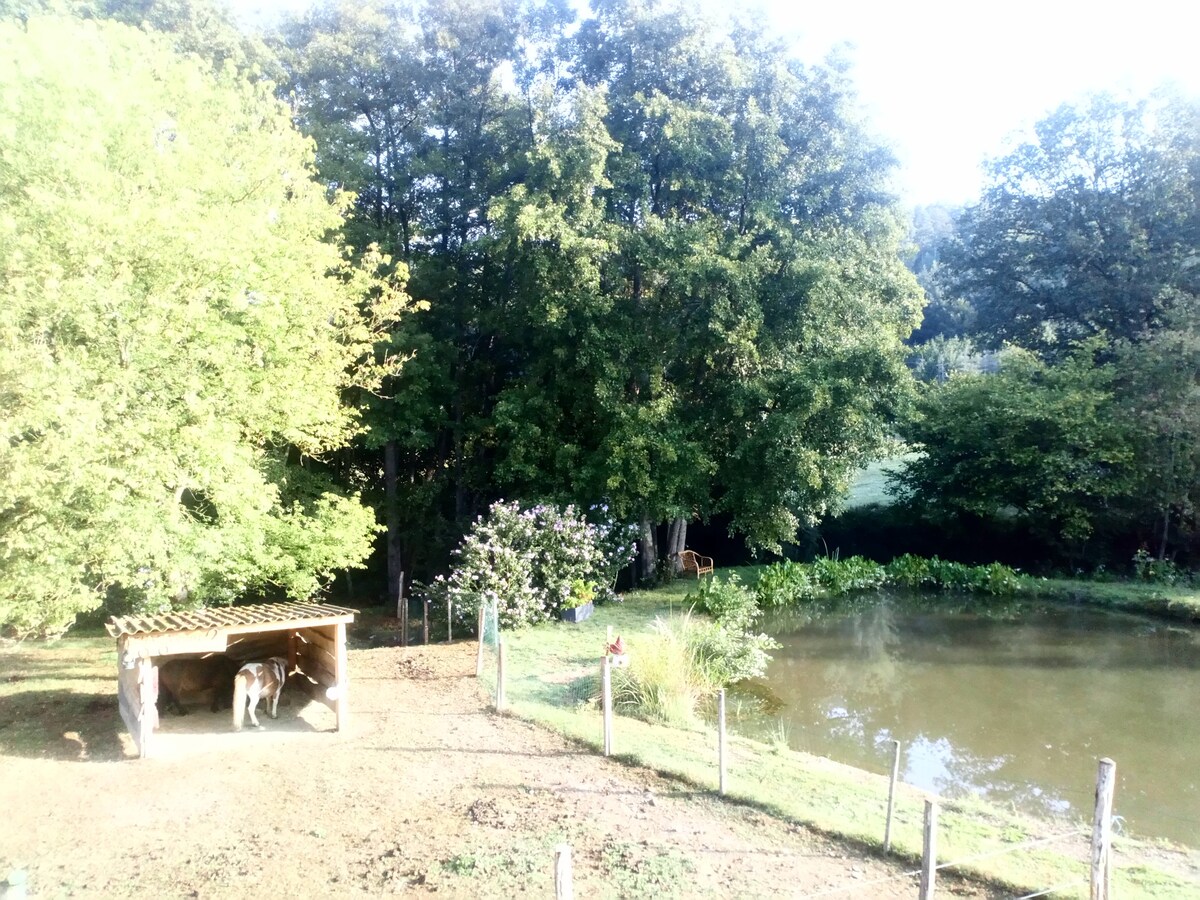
[273,0,922,591]
[738,556,1025,610]
[422,501,637,629]
[0,16,415,635]
[892,91,1200,568]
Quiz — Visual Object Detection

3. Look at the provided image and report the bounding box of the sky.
[246,0,1200,208]
[768,0,1200,206]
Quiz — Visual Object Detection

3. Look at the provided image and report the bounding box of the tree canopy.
[939,93,1200,356]
[0,15,415,635]
[275,0,922,581]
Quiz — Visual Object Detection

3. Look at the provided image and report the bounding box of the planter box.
[559,602,594,624]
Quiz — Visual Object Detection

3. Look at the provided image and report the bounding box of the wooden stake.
[602,655,613,756]
[475,606,485,677]
[919,798,938,900]
[496,638,507,712]
[400,581,408,648]
[1091,758,1116,900]
[396,571,405,619]
[422,598,430,645]
[717,688,727,795]
[553,843,573,900]
[447,600,453,644]
[884,739,902,853]
[334,622,349,732]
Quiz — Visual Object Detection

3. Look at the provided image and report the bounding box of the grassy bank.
[1027,577,1200,621]
[494,582,1200,899]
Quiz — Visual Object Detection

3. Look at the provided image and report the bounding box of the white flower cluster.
[423,500,638,629]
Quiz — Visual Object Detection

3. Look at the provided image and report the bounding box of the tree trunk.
[639,515,657,585]
[666,516,687,573]
[384,440,403,607]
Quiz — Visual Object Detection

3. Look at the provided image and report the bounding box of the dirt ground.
[0,641,1002,898]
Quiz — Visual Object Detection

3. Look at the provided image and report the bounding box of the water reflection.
[737,592,1200,845]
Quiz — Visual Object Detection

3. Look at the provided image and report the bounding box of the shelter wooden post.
[334,621,349,731]
[1091,758,1116,900]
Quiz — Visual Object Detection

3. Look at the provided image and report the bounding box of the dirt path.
[0,643,998,898]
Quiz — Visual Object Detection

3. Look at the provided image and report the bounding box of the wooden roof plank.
[106,602,355,637]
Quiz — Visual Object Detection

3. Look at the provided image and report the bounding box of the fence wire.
[934,827,1089,873]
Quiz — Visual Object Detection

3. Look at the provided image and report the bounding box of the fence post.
[717,688,727,795]
[447,600,453,644]
[602,655,613,756]
[475,605,485,677]
[495,638,507,711]
[1091,758,1116,900]
[919,797,938,900]
[423,598,430,645]
[400,579,408,648]
[884,739,902,853]
[554,843,573,900]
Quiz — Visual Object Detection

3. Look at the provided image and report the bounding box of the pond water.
[736,593,1200,845]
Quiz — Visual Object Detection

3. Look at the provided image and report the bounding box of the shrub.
[754,560,819,608]
[1132,548,1184,585]
[686,573,759,629]
[884,554,935,588]
[422,500,637,628]
[612,610,776,727]
[811,556,888,594]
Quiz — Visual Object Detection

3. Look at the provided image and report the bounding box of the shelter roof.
[105,602,356,638]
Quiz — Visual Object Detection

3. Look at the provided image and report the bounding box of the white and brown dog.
[232,656,289,731]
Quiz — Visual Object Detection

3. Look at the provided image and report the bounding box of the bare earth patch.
[0,642,1001,897]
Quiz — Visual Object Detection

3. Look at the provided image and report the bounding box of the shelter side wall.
[295,624,346,729]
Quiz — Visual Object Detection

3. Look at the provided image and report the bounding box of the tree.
[277,0,922,585]
[1116,318,1200,558]
[941,92,1200,356]
[0,16,416,636]
[893,342,1139,549]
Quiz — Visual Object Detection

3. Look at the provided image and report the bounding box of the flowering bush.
[423,501,637,628]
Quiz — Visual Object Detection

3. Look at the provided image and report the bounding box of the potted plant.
[560,580,595,623]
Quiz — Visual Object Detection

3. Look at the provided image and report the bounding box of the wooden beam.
[298,626,337,657]
[122,630,227,659]
[334,622,348,731]
[299,648,337,689]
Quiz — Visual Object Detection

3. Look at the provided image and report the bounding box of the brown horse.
[232,657,290,731]
[157,655,241,716]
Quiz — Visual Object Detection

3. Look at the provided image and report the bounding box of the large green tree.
[941,92,1200,356]
[894,342,1139,550]
[277,0,922,585]
[0,16,415,635]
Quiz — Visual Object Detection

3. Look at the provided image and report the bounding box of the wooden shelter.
[105,602,355,758]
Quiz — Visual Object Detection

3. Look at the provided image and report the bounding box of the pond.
[735,593,1200,846]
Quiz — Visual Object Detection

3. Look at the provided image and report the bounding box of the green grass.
[843,452,918,509]
[497,582,1200,899]
[1027,577,1200,621]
